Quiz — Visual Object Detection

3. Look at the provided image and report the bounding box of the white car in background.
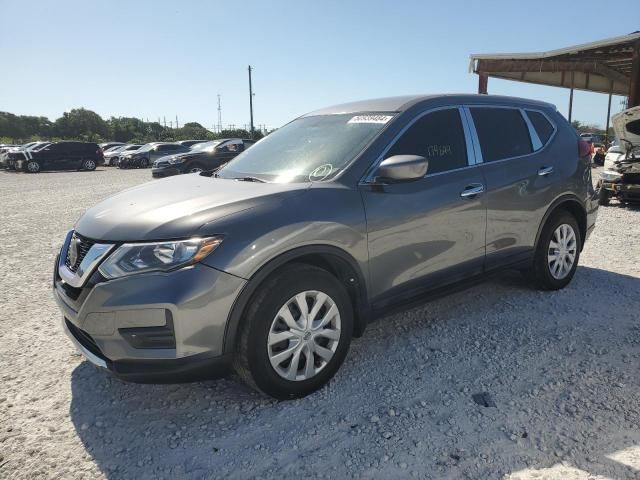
[598,106,640,205]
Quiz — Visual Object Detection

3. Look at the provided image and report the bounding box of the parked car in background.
[104,144,142,166]
[13,141,103,173]
[176,140,208,148]
[54,94,597,399]
[0,144,19,168]
[151,138,255,177]
[598,105,640,205]
[5,141,52,169]
[580,132,605,147]
[118,142,190,168]
[99,142,125,151]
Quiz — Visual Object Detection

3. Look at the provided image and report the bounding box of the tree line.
[0,108,263,144]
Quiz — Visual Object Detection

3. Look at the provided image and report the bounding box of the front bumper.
[151,166,181,178]
[602,181,640,199]
[54,246,247,382]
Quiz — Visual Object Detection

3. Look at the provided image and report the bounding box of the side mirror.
[375,155,428,183]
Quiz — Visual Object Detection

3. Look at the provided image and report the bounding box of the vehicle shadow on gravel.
[69,266,640,479]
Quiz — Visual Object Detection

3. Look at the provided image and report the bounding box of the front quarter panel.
[199,183,369,284]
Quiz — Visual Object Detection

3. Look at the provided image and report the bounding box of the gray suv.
[53,95,598,399]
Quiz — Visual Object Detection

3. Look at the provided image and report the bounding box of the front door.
[359,107,487,308]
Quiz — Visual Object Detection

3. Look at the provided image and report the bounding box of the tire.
[139,158,149,168]
[82,159,97,171]
[187,163,205,173]
[25,160,40,173]
[529,211,581,290]
[234,263,353,399]
[598,186,610,206]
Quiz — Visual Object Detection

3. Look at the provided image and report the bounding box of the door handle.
[460,183,484,198]
[538,166,554,176]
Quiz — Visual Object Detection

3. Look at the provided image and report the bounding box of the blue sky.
[1,0,639,130]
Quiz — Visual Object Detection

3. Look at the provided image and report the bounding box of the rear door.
[468,106,557,269]
[359,107,487,307]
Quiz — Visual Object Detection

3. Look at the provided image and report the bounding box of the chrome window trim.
[458,107,479,165]
[58,231,115,288]
[462,107,483,164]
[520,108,543,150]
[360,105,473,184]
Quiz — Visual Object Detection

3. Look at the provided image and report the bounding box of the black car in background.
[151,138,255,178]
[12,141,104,173]
[118,142,189,168]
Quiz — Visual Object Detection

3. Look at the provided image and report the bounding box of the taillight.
[578,139,591,157]
[97,148,104,158]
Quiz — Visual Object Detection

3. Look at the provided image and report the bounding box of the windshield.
[217,113,393,183]
[191,140,221,152]
[125,145,141,151]
[31,142,50,151]
[137,143,158,153]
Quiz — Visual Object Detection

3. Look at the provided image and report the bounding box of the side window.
[470,108,532,162]
[526,110,555,146]
[385,108,468,175]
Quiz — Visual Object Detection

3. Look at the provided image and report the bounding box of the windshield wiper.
[232,176,267,183]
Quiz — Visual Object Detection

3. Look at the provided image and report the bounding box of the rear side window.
[470,108,532,162]
[385,108,468,175]
[526,110,555,145]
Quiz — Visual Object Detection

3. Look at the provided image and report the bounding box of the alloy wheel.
[547,224,577,279]
[27,161,39,173]
[267,290,341,381]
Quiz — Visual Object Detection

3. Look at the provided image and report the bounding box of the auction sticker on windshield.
[347,115,394,124]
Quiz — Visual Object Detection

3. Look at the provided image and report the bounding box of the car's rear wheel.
[530,211,581,290]
[234,264,353,399]
[82,159,96,171]
[25,160,40,173]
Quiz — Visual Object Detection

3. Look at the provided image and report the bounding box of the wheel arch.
[222,245,370,355]
[535,194,587,251]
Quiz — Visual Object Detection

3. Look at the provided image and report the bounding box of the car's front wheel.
[530,211,581,290]
[234,264,353,399]
[25,160,40,173]
[139,158,149,168]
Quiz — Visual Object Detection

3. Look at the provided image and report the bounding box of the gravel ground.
[1,167,639,480]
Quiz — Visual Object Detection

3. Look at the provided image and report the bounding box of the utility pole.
[248,65,255,138]
[163,116,166,128]
[176,115,179,129]
[217,94,222,133]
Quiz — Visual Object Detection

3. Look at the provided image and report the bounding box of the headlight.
[168,156,186,164]
[601,171,622,182]
[98,236,223,279]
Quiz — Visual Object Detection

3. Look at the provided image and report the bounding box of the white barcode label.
[348,115,393,124]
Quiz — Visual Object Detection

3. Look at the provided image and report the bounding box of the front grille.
[622,173,640,184]
[65,232,95,273]
[65,318,106,360]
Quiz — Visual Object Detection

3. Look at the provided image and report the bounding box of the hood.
[74,174,310,241]
[612,106,640,152]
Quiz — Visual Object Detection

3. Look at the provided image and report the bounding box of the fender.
[533,193,587,251]
[222,244,370,355]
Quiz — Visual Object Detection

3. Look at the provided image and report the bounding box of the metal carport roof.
[469,32,640,112]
